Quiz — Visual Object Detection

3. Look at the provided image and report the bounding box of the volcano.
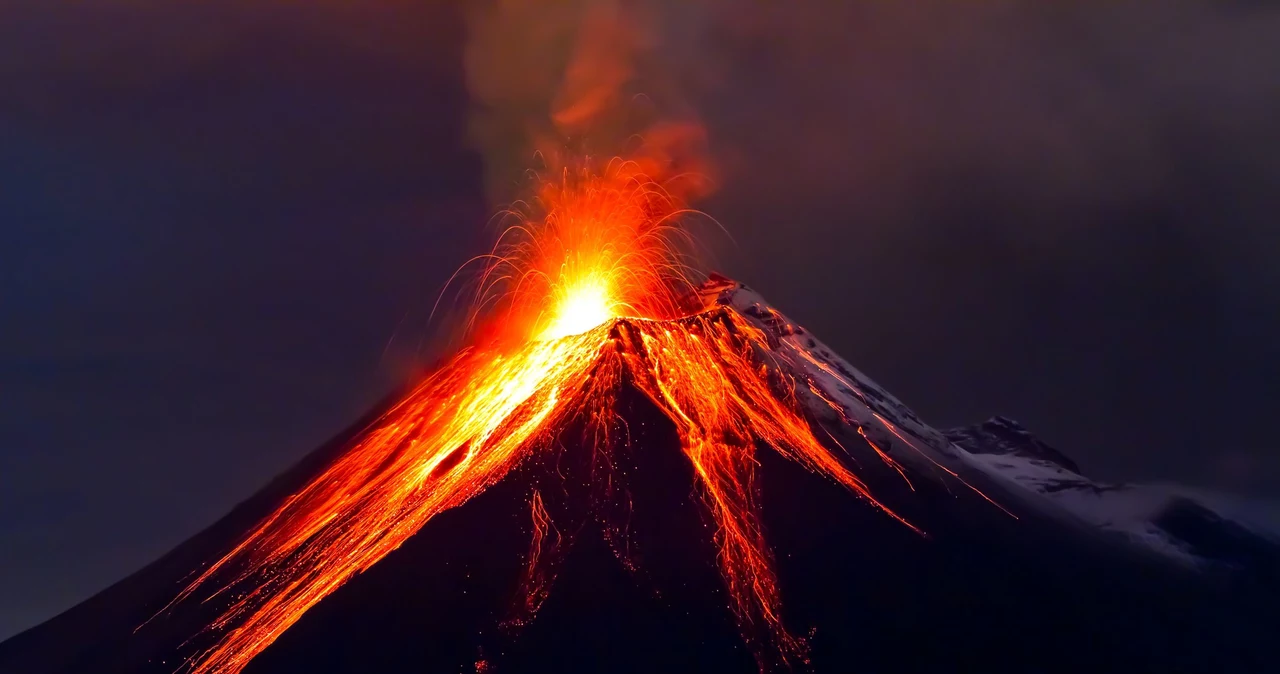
[1,278,1276,674]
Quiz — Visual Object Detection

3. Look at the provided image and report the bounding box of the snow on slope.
[947,417,1280,567]
[709,278,1279,568]
[709,280,961,456]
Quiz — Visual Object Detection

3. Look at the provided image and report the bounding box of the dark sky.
[2,0,1278,641]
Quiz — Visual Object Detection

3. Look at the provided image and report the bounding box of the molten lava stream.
[613,314,921,669]
[173,325,613,674]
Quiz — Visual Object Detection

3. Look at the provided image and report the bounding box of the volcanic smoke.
[156,3,1000,673]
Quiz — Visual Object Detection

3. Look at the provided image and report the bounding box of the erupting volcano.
[5,3,1278,673]
[151,157,1003,674]
[4,156,1278,674]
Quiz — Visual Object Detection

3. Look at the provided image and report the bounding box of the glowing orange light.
[539,271,615,339]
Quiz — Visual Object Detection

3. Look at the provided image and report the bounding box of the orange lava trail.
[173,329,607,674]
[791,344,1012,518]
[857,427,916,492]
[508,489,562,627]
[805,379,916,492]
[614,313,922,669]
[870,412,1017,519]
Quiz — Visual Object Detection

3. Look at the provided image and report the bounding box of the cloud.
[679,1,1280,272]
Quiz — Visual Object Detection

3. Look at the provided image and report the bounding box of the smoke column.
[462,0,711,204]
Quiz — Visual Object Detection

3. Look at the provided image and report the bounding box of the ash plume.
[461,0,711,203]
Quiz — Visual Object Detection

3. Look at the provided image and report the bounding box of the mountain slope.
[947,416,1280,570]
[2,279,1276,674]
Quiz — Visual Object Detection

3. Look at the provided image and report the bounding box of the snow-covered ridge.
[945,416,1081,474]
[705,278,1279,569]
[947,418,1280,568]
[705,279,960,458]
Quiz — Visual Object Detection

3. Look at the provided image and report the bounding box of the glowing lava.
[540,273,613,339]
[164,161,962,674]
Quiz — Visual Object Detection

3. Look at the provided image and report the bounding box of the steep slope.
[2,279,1276,674]
[946,417,1280,571]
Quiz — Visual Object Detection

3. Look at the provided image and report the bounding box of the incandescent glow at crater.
[538,269,617,340]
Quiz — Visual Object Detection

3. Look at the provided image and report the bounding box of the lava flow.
[164,160,927,674]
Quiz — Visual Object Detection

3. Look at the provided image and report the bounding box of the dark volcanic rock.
[1153,497,1280,574]
[945,416,1083,474]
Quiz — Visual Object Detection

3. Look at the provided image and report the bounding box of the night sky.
[3,0,1278,641]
